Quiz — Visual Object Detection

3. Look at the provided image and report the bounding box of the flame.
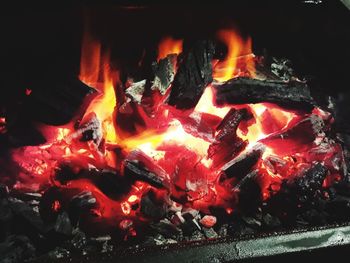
[8,26,346,234]
[213,29,255,81]
[195,85,231,118]
[79,31,101,86]
[157,36,183,61]
[237,104,296,149]
[78,29,119,167]
[120,120,210,158]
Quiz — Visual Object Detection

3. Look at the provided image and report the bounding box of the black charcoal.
[168,40,215,109]
[214,77,314,110]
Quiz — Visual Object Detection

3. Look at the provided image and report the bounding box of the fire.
[237,104,296,148]
[195,85,231,118]
[213,29,255,81]
[6,25,346,238]
[157,36,183,61]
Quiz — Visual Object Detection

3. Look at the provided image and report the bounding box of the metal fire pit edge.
[73,223,350,263]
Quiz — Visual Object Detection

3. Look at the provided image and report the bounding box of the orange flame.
[79,31,101,86]
[195,85,231,118]
[213,29,255,82]
[79,37,118,143]
[157,36,183,61]
[78,29,120,167]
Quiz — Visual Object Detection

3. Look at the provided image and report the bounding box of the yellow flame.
[195,86,231,118]
[213,29,255,82]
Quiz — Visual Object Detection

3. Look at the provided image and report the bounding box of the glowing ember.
[0,117,6,134]
[52,200,61,212]
[6,27,346,238]
[25,88,32,96]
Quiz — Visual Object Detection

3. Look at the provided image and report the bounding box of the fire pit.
[0,1,350,262]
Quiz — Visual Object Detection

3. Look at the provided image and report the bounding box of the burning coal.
[3,27,347,241]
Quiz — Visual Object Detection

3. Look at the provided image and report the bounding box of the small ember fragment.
[200,215,217,228]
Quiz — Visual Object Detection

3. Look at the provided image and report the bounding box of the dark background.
[0,0,350,261]
[0,0,349,108]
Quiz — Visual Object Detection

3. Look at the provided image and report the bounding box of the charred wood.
[125,80,146,104]
[215,108,252,141]
[261,115,325,155]
[221,144,265,180]
[151,54,177,95]
[295,163,328,197]
[208,108,252,167]
[25,77,96,125]
[235,170,262,215]
[124,160,166,189]
[123,151,170,189]
[214,77,314,110]
[168,40,215,109]
[140,190,167,220]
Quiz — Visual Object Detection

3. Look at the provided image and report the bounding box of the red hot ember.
[7,28,346,237]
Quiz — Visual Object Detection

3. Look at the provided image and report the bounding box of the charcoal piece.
[217,224,228,237]
[140,190,167,220]
[214,77,314,110]
[325,195,350,221]
[124,160,166,189]
[270,57,295,81]
[10,191,42,202]
[178,112,222,142]
[54,212,73,236]
[8,198,47,234]
[215,108,252,141]
[0,235,35,263]
[227,220,256,237]
[235,171,262,215]
[42,247,70,260]
[181,207,200,220]
[75,112,102,147]
[262,213,281,229]
[210,139,248,170]
[186,229,205,241]
[0,184,9,199]
[199,215,217,228]
[149,219,181,238]
[25,76,97,125]
[69,230,87,250]
[295,163,328,196]
[101,241,114,253]
[261,115,325,155]
[221,144,265,179]
[202,227,218,239]
[208,108,251,168]
[143,234,176,246]
[181,215,201,236]
[241,216,262,228]
[125,80,146,103]
[83,169,132,199]
[68,191,96,226]
[0,199,12,241]
[300,209,328,225]
[168,40,215,109]
[151,54,177,95]
[5,117,46,147]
